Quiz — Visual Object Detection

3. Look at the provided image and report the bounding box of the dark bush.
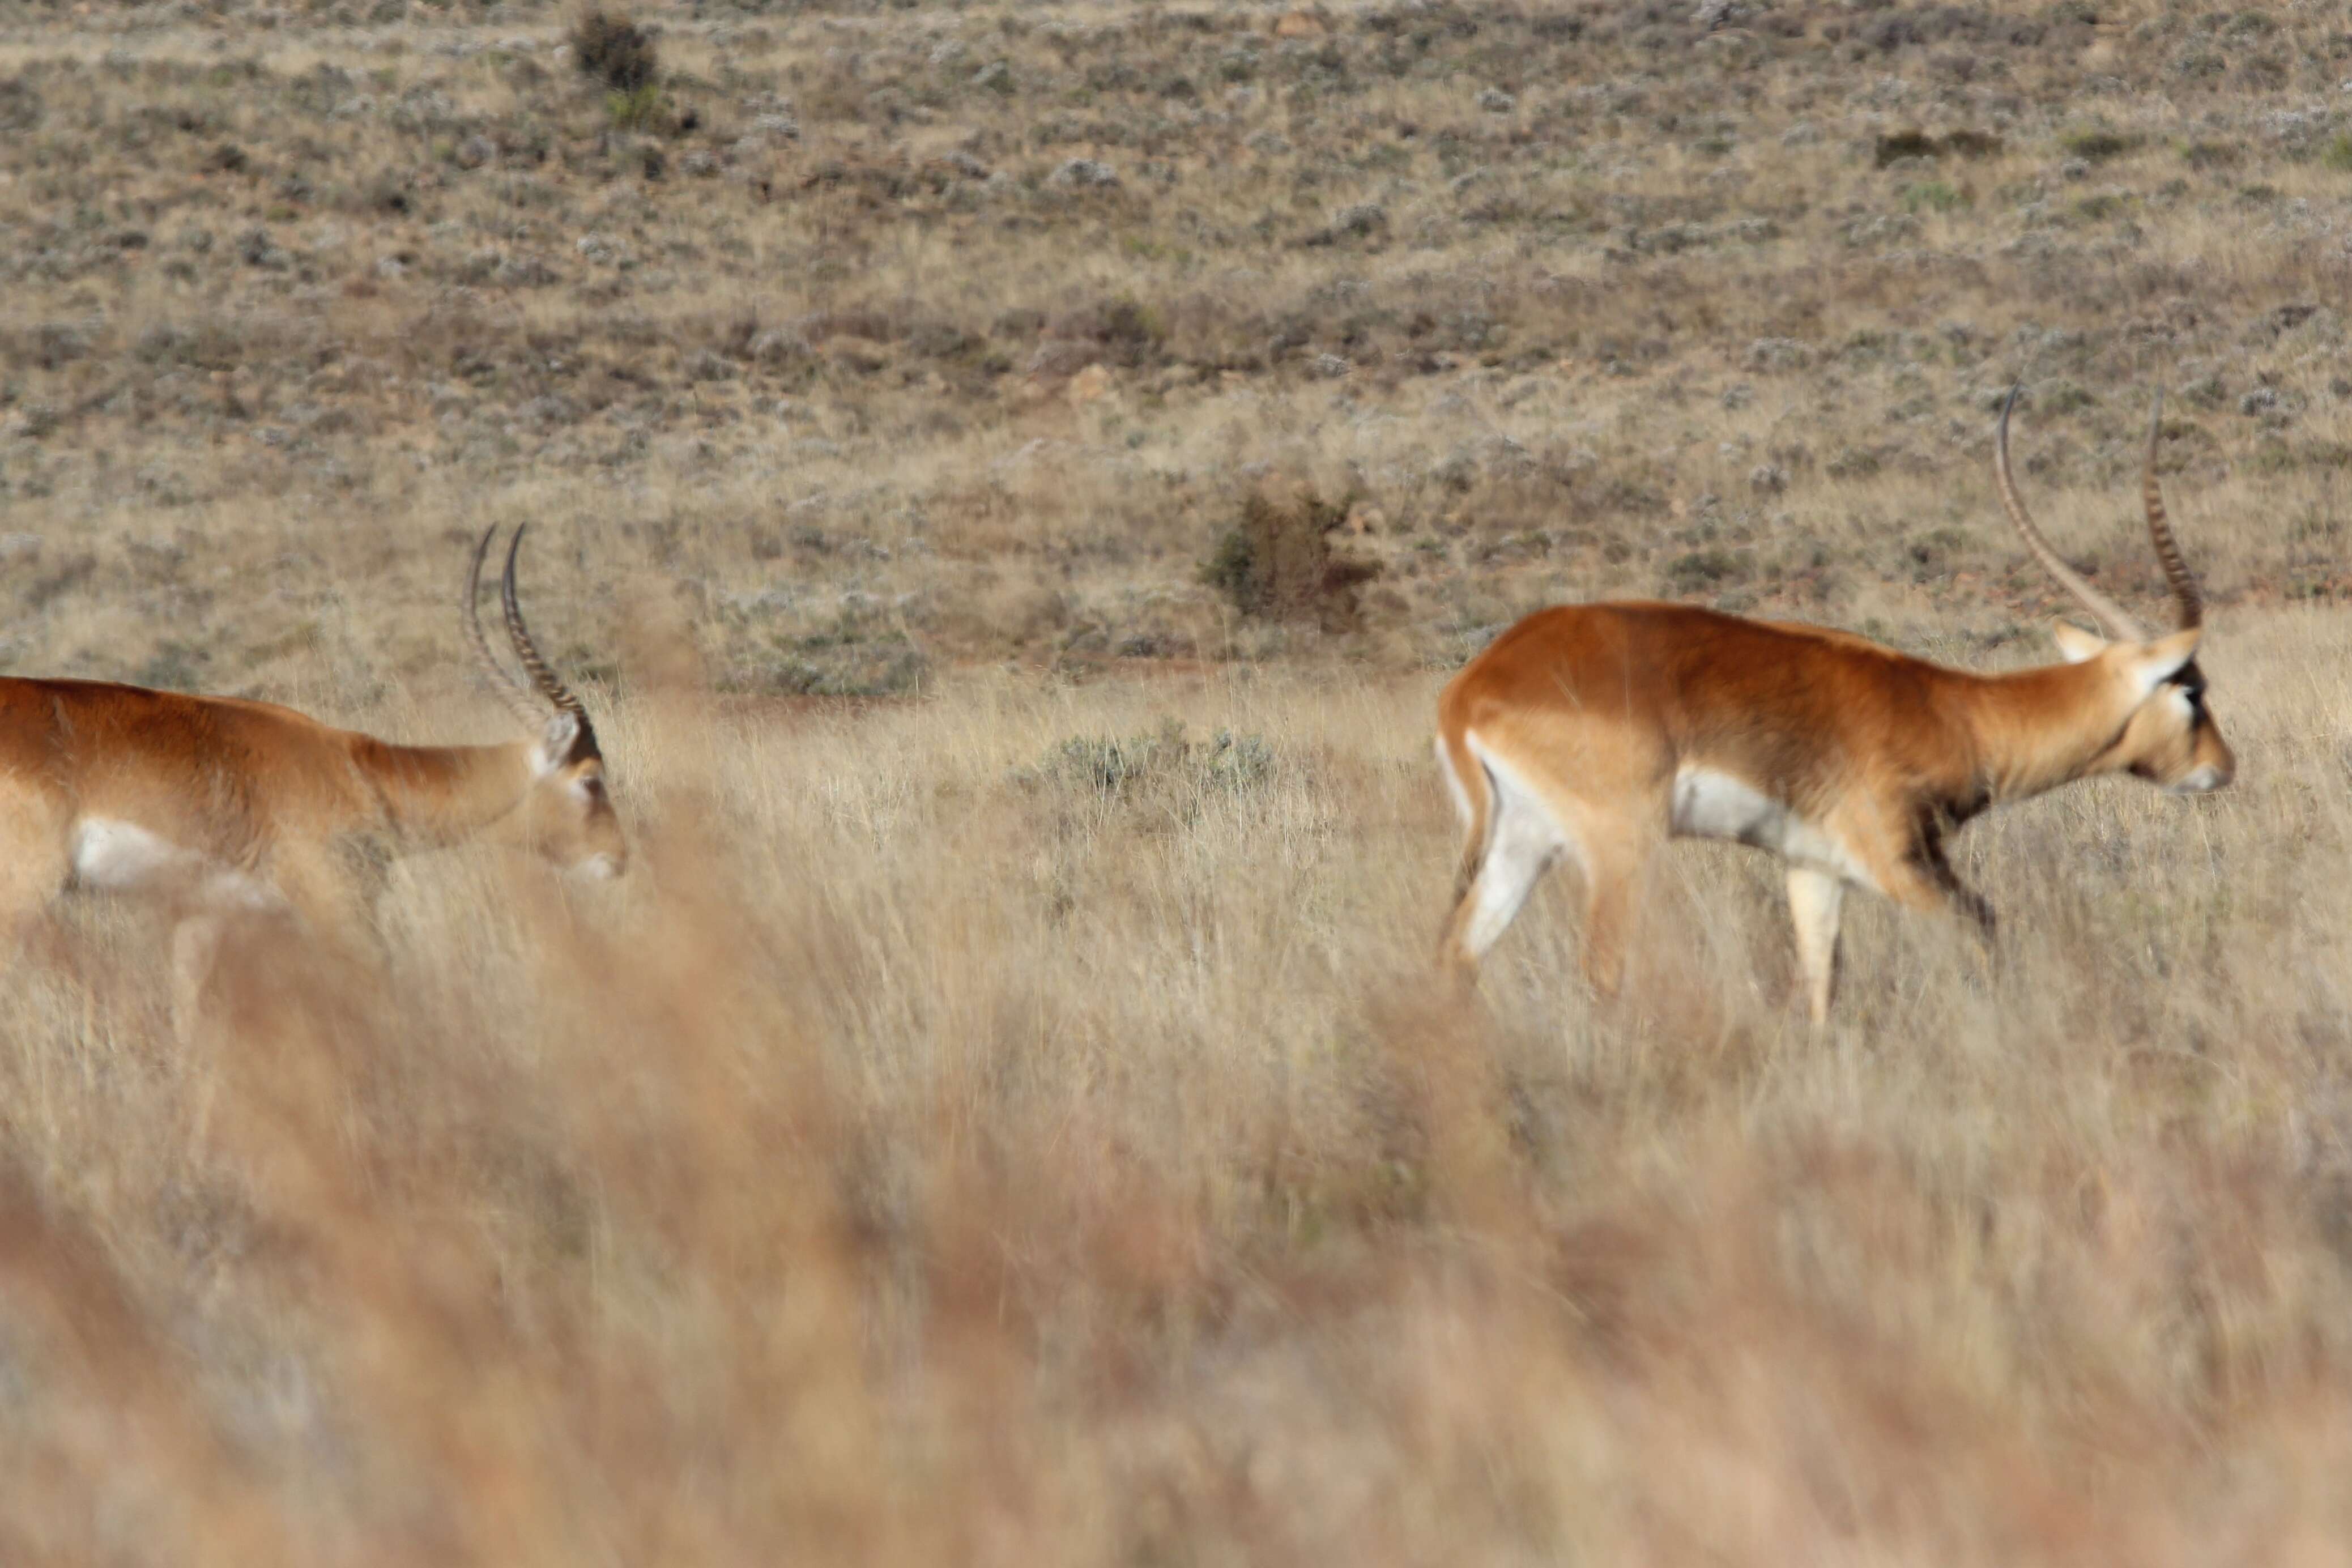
[572,8,659,94]
[1201,485,1380,633]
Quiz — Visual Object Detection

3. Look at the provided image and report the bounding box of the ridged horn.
[2141,389,2204,630]
[1995,381,2149,644]
[500,525,588,720]
[462,526,547,728]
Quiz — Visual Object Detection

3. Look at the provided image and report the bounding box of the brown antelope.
[1436,387,2232,1025]
[0,526,625,1029]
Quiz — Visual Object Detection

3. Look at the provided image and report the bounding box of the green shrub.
[606,83,663,130]
[1901,180,1968,214]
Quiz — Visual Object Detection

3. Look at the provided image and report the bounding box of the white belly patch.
[70,819,280,910]
[1669,768,1874,888]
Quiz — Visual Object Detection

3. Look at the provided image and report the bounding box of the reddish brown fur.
[0,677,623,1038]
[0,679,619,888]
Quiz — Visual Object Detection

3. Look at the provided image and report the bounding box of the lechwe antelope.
[1436,386,2233,1025]
[0,526,625,1028]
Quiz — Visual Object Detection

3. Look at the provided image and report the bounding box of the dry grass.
[7,634,2352,1563]
[6,0,2352,1561]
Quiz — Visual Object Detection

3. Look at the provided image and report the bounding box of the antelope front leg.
[1784,865,1844,1028]
[1877,839,2000,991]
[169,913,226,1046]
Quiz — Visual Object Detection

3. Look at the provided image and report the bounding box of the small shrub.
[2041,382,2097,416]
[1874,129,1939,167]
[2323,135,2352,173]
[571,8,658,94]
[2058,126,2136,163]
[1200,485,1381,633]
[1665,549,1743,592]
[607,83,663,130]
[1026,721,1276,804]
[1901,180,1968,213]
[1825,446,1883,480]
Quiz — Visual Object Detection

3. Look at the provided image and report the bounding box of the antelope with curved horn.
[1435,385,2231,1025]
[0,526,625,1028]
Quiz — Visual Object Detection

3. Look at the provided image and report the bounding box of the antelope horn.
[1995,381,2149,644]
[2141,389,2204,630]
[463,525,547,728]
[501,525,588,719]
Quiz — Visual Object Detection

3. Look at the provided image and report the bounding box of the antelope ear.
[537,711,583,770]
[2125,626,2201,698]
[2049,619,2108,664]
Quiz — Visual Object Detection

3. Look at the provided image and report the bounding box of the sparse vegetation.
[6,0,2352,1560]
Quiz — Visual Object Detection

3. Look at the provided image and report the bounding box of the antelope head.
[1996,384,2235,794]
[463,526,629,877]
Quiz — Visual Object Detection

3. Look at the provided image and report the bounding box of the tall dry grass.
[1,603,2347,1563]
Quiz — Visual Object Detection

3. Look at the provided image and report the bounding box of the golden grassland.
[5,0,2352,1560]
